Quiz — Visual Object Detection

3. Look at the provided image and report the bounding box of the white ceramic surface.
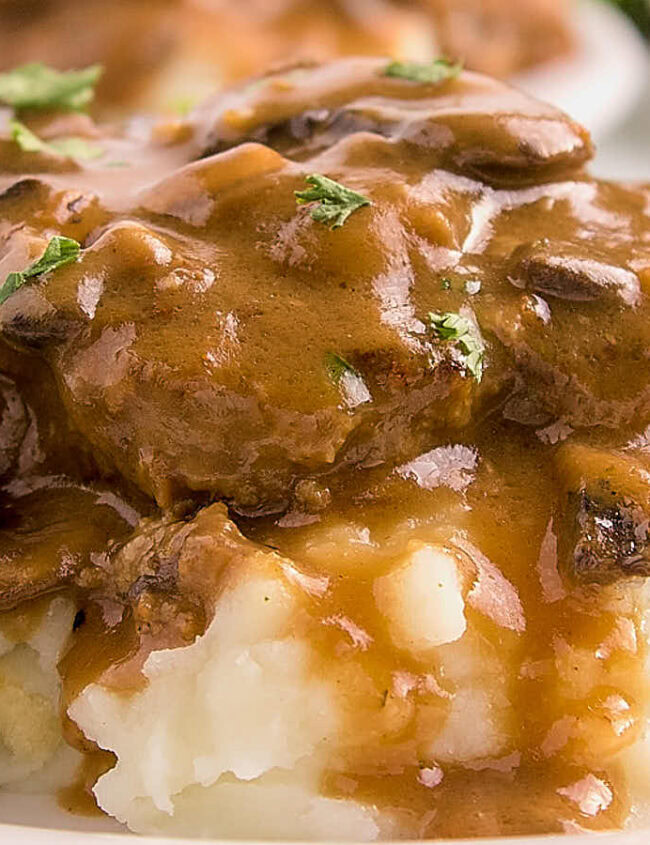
[1,803,650,845]
[516,0,650,180]
[593,79,650,180]
[1,833,648,845]
[0,791,649,844]
[514,0,648,141]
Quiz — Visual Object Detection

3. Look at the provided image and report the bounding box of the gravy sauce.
[0,58,648,836]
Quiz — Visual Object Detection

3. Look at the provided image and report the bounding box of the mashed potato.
[69,549,385,839]
[1,524,647,839]
[66,531,524,839]
[374,542,467,652]
[0,596,80,789]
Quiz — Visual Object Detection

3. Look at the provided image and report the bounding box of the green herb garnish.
[0,63,102,111]
[0,236,81,305]
[383,58,462,85]
[441,277,452,290]
[9,119,45,153]
[48,136,103,159]
[296,174,372,229]
[325,352,357,384]
[167,95,199,117]
[10,119,103,160]
[429,311,484,382]
[325,352,371,408]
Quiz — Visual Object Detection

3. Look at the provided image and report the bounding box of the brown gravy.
[0,57,648,837]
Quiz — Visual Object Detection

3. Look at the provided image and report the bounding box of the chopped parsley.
[429,311,484,382]
[325,352,356,384]
[0,63,102,111]
[48,136,104,160]
[440,277,452,290]
[295,174,372,229]
[10,119,103,160]
[0,236,81,305]
[383,58,462,85]
[9,120,44,153]
[167,95,199,116]
[325,352,372,409]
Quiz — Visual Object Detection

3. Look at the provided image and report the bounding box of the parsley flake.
[295,174,372,229]
[325,352,372,408]
[48,136,104,160]
[10,119,104,160]
[0,63,102,111]
[167,95,199,117]
[9,120,45,153]
[325,352,356,384]
[0,236,81,305]
[383,58,462,85]
[429,311,484,382]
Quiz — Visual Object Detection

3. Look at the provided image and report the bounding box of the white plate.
[1,792,650,843]
[592,80,650,180]
[513,0,649,141]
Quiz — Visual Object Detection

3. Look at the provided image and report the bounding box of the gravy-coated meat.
[198,61,592,183]
[555,445,650,584]
[1,59,647,514]
[0,482,137,611]
[0,57,649,839]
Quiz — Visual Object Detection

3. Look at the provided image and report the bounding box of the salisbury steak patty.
[0,59,648,513]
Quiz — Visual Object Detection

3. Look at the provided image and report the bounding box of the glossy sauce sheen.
[0,58,649,836]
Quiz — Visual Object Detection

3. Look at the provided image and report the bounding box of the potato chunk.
[374,542,466,654]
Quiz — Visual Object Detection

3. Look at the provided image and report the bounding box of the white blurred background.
[515,0,649,180]
[0,0,647,179]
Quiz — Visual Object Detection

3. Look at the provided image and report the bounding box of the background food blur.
[0,0,648,178]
